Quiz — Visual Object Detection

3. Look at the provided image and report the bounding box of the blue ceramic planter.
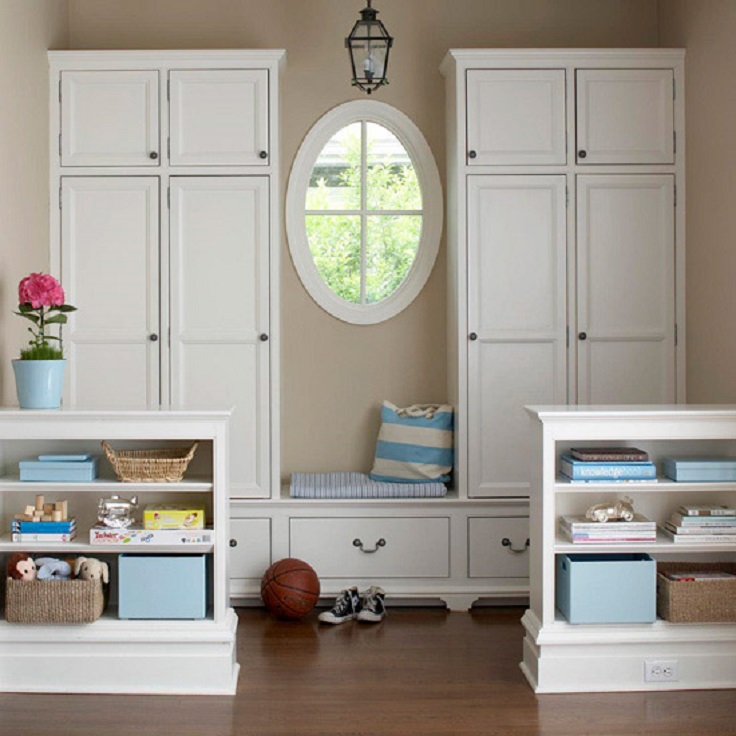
[12,359,66,409]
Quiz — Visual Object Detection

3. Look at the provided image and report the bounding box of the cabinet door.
[466,69,566,166]
[170,177,270,498]
[576,175,675,403]
[576,69,674,165]
[61,177,160,407]
[467,176,567,498]
[169,70,269,166]
[61,71,160,167]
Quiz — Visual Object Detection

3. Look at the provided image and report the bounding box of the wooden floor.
[0,607,735,736]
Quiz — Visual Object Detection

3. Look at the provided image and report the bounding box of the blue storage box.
[118,554,207,619]
[663,457,736,482]
[556,553,656,624]
[19,456,98,482]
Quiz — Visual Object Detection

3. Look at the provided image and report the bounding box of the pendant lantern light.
[345,0,393,94]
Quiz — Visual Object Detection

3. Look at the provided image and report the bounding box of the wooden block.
[55,500,69,521]
[24,505,35,516]
[52,510,63,521]
[14,514,34,521]
[43,503,54,515]
[41,515,53,522]
[34,495,44,511]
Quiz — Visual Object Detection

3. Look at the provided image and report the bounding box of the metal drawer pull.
[353,537,386,553]
[502,537,530,554]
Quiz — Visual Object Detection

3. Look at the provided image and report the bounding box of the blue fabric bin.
[118,554,207,619]
[556,553,656,624]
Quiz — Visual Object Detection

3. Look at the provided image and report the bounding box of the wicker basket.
[657,561,736,623]
[5,578,106,624]
[102,441,198,483]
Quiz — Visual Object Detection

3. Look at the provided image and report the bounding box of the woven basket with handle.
[102,441,198,483]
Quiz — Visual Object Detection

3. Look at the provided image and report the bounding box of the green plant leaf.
[14,311,40,324]
[44,314,68,325]
[17,304,35,313]
[57,304,77,312]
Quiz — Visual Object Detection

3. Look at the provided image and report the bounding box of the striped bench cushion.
[290,472,447,499]
[370,401,454,483]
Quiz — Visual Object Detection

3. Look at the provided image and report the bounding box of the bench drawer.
[468,516,530,578]
[290,517,450,578]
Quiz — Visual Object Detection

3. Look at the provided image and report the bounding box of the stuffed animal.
[36,557,72,581]
[7,552,37,581]
[74,556,109,584]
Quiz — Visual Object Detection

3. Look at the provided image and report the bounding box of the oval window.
[287,101,442,324]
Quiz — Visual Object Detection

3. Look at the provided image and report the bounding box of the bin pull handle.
[353,538,386,554]
[502,537,530,554]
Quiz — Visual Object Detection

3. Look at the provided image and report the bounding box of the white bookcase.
[523,405,736,693]
[0,407,237,695]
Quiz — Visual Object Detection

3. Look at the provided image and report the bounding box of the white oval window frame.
[286,100,443,325]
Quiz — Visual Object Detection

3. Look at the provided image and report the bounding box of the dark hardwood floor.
[0,607,734,736]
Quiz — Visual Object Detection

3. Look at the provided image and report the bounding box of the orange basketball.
[261,558,321,620]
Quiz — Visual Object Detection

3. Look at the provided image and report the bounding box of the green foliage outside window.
[305,125,423,305]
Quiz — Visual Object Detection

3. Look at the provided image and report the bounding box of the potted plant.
[12,272,76,409]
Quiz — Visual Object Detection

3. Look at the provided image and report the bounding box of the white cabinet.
[50,51,284,502]
[466,69,567,165]
[576,175,676,403]
[442,49,685,501]
[467,175,567,498]
[575,69,675,164]
[0,407,237,694]
[60,70,160,167]
[524,405,736,693]
[170,176,270,497]
[169,69,269,166]
[60,176,160,407]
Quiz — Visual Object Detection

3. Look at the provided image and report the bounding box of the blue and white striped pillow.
[370,401,454,483]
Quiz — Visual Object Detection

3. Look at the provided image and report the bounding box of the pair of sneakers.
[318,586,385,624]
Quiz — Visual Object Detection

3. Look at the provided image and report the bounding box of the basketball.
[261,558,321,620]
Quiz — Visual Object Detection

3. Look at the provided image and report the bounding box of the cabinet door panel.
[576,69,674,164]
[468,516,530,578]
[229,519,271,581]
[169,70,269,166]
[467,176,567,498]
[61,71,159,167]
[170,177,270,498]
[61,177,160,407]
[466,69,566,166]
[577,175,675,404]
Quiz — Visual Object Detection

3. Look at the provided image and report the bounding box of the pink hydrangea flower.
[18,273,65,309]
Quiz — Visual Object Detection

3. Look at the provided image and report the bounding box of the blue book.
[13,518,77,533]
[38,453,92,462]
[560,455,657,480]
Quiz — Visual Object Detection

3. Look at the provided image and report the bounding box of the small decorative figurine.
[97,494,138,528]
[7,552,37,581]
[585,496,636,523]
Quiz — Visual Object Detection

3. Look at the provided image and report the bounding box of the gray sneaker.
[357,586,386,623]
[318,587,361,624]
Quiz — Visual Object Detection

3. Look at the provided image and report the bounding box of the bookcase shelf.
[523,405,736,694]
[0,407,237,695]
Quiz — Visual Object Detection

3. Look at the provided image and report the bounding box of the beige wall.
[658,1,736,402]
[64,0,658,475]
[0,1,68,405]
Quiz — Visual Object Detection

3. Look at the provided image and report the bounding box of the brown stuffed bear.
[7,552,37,581]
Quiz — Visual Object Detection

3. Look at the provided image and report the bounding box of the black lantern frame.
[345,0,394,94]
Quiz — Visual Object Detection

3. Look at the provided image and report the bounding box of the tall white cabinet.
[441,49,686,502]
[49,51,284,500]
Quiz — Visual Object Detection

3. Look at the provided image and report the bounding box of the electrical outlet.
[644,659,679,682]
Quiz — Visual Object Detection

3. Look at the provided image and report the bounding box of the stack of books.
[662,504,736,544]
[11,517,77,543]
[560,447,657,483]
[559,514,657,544]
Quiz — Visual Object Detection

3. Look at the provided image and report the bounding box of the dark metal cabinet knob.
[259,333,269,342]
[578,150,587,159]
[229,539,237,548]
[149,334,159,342]
[149,151,158,160]
[578,332,587,341]
[469,332,478,341]
[468,150,477,159]
[259,150,268,159]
